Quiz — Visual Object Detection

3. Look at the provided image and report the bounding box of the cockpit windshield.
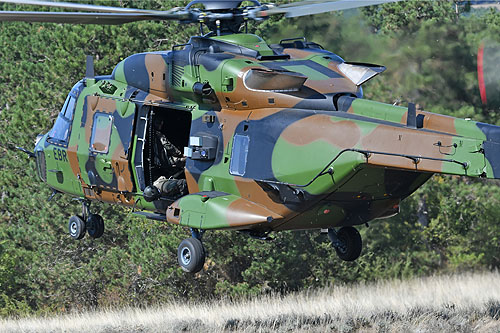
[48,95,75,142]
[47,82,82,143]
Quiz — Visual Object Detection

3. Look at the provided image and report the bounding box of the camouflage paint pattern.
[33,33,500,233]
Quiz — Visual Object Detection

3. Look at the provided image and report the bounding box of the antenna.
[85,55,95,86]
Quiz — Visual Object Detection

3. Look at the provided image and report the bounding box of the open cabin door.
[79,95,136,195]
[133,104,192,200]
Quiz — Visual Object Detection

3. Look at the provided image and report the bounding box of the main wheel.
[68,215,86,240]
[334,227,362,261]
[177,238,206,273]
[87,214,104,239]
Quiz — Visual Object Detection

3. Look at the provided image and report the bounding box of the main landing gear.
[68,199,104,240]
[328,226,362,261]
[177,228,206,273]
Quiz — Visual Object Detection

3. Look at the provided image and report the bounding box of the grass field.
[1,271,500,332]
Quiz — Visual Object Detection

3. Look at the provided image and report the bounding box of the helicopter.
[2,0,500,274]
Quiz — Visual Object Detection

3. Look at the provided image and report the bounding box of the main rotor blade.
[0,0,166,15]
[0,0,190,24]
[0,11,168,24]
[260,0,403,18]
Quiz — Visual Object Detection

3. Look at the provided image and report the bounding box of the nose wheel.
[328,227,362,261]
[68,215,86,240]
[86,213,104,239]
[68,200,105,240]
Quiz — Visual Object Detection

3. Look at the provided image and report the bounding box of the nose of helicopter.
[35,134,44,147]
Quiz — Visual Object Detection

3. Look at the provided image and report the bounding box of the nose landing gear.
[328,226,362,261]
[86,213,104,239]
[68,215,86,240]
[68,199,104,240]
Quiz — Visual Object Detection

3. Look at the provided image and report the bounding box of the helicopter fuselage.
[33,33,500,233]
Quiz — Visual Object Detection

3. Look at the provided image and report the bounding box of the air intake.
[243,68,307,92]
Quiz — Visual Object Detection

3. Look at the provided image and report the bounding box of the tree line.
[0,0,499,316]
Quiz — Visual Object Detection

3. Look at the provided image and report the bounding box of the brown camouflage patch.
[234,177,294,218]
[280,116,362,148]
[67,144,80,178]
[145,53,168,99]
[166,201,181,225]
[110,138,134,192]
[361,124,453,172]
[226,197,282,227]
[185,169,200,194]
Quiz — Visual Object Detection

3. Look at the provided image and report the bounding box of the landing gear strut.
[68,199,104,240]
[177,228,206,273]
[328,226,362,261]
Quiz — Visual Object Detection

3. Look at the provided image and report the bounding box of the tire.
[177,238,206,273]
[68,215,86,240]
[87,214,104,239]
[335,226,362,261]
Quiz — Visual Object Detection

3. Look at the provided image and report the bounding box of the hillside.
[1,0,500,317]
[1,272,500,332]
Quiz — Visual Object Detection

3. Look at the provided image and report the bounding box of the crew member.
[144,119,187,201]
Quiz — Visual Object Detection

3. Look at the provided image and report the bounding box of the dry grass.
[2,272,500,332]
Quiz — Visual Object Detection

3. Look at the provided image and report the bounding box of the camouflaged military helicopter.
[3,0,500,273]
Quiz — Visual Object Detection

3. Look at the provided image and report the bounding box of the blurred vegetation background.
[0,0,499,317]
